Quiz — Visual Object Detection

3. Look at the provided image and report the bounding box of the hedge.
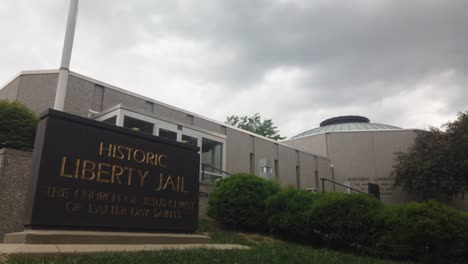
[304,192,384,252]
[0,100,38,151]
[265,188,317,240]
[208,173,281,230]
[373,201,468,263]
[208,175,468,262]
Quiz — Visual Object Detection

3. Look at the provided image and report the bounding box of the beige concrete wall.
[283,133,328,157]
[0,76,20,102]
[0,149,32,241]
[253,138,276,178]
[298,153,318,190]
[153,104,194,125]
[327,132,376,189]
[326,130,419,204]
[198,183,214,219]
[15,73,58,115]
[64,75,95,117]
[193,117,226,135]
[277,145,298,187]
[372,131,418,204]
[317,156,333,192]
[103,88,146,113]
[225,128,251,174]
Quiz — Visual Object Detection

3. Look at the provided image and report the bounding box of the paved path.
[0,243,250,256]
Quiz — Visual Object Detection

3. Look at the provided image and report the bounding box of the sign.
[24,110,200,233]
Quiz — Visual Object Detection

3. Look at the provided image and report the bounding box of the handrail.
[319,178,378,198]
[201,163,232,182]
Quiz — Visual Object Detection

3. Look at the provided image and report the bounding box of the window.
[274,159,279,179]
[159,128,177,141]
[249,153,255,174]
[202,138,223,172]
[259,158,273,179]
[182,135,198,146]
[123,116,154,134]
[102,116,117,125]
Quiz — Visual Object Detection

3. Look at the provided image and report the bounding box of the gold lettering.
[181,176,185,192]
[97,163,111,183]
[74,158,81,178]
[116,145,125,160]
[60,156,73,178]
[147,152,155,165]
[154,173,163,191]
[47,186,56,197]
[163,175,175,191]
[125,147,134,161]
[81,160,96,180]
[99,142,112,157]
[126,167,136,186]
[111,165,124,184]
[138,170,149,188]
[158,155,167,167]
[133,149,145,163]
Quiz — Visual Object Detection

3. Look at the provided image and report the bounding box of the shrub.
[0,100,38,151]
[373,201,468,263]
[208,173,281,231]
[265,188,317,240]
[304,193,384,252]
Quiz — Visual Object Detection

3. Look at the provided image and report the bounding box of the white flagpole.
[53,0,79,111]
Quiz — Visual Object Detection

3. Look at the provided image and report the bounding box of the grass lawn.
[3,220,413,264]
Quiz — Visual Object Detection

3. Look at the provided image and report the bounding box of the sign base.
[3,230,210,245]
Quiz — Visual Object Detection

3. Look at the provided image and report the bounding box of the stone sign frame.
[24,109,200,233]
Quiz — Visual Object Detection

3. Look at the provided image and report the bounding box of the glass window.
[123,116,154,134]
[182,135,198,146]
[102,116,116,125]
[201,138,223,172]
[159,128,177,141]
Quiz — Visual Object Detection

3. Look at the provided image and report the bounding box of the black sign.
[24,109,200,233]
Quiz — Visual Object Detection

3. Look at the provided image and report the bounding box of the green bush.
[0,100,38,151]
[373,201,468,263]
[208,173,281,231]
[304,193,384,252]
[266,188,317,240]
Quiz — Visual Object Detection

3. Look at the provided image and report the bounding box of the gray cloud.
[1,0,467,137]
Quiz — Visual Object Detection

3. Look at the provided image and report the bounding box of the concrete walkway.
[0,243,250,256]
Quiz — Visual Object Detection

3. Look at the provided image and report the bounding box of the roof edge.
[285,128,423,142]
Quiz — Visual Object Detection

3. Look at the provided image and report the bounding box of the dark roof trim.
[320,115,369,127]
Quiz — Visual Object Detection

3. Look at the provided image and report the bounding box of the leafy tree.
[0,100,38,151]
[226,113,286,140]
[394,112,468,202]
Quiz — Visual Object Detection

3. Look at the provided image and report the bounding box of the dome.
[291,115,401,139]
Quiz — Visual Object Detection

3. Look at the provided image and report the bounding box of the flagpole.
[53,0,79,111]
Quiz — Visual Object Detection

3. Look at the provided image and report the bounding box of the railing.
[201,163,232,182]
[319,178,379,199]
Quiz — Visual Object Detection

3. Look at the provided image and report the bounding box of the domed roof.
[290,115,401,139]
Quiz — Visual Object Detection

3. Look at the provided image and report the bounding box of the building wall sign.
[24,110,200,233]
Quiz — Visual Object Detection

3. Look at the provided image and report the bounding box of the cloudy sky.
[1,0,467,138]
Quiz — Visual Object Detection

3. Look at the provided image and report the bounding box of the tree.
[0,100,38,151]
[226,113,286,140]
[394,112,468,202]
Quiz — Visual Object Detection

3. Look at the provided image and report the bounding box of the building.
[1,69,467,210]
[283,115,419,204]
[0,70,332,190]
